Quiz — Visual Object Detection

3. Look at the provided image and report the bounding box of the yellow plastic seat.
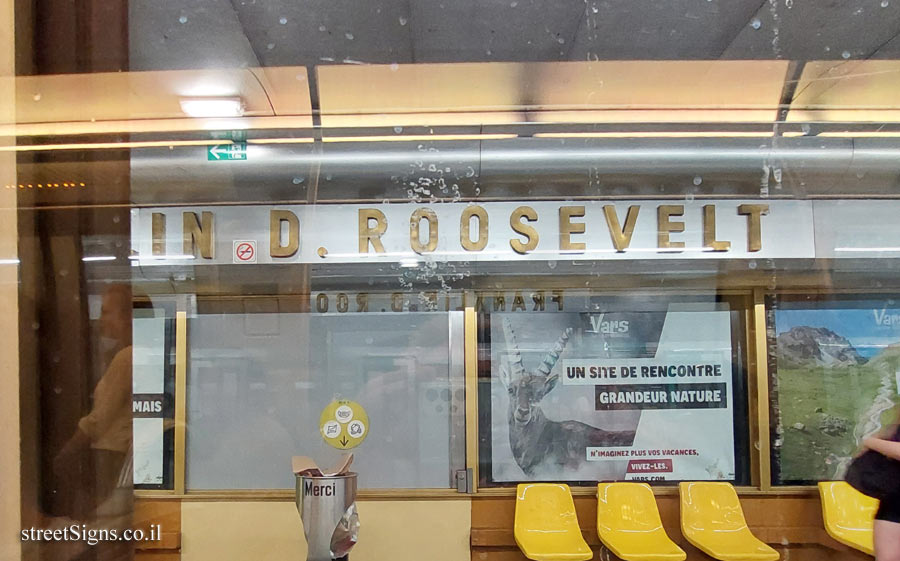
[597,482,686,561]
[818,481,878,556]
[515,483,593,561]
[679,482,779,561]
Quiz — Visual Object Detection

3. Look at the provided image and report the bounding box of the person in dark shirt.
[862,416,900,561]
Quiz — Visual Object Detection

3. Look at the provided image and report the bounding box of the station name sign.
[130,200,815,265]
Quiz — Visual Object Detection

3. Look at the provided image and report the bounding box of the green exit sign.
[207,143,247,161]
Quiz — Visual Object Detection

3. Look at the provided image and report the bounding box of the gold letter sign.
[460,205,488,251]
[410,208,439,254]
[183,211,214,259]
[358,209,387,254]
[737,204,769,252]
[509,206,539,254]
[270,210,300,258]
[657,205,685,251]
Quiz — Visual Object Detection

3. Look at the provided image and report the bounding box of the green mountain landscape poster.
[771,301,900,484]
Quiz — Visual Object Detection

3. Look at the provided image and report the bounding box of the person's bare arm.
[862,437,900,461]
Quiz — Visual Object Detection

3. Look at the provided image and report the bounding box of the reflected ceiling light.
[82,256,116,262]
[322,133,517,143]
[834,247,900,252]
[247,138,316,144]
[1,140,229,152]
[399,259,421,267]
[533,131,774,139]
[179,97,245,118]
[819,132,900,137]
[128,254,196,260]
[0,258,20,265]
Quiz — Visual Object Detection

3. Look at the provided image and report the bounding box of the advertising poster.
[488,304,736,483]
[131,310,176,489]
[770,298,900,484]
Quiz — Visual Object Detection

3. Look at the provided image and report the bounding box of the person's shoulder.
[108,345,133,370]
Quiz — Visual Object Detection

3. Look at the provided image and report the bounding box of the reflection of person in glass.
[861,414,900,561]
[53,284,134,560]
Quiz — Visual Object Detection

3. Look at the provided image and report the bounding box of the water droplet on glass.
[345,32,354,40]
[32,93,41,101]
[692,176,702,186]
[748,260,757,270]
[394,126,403,133]
[510,1,517,6]
[390,63,399,71]
[325,173,333,181]
[685,193,695,203]
[279,16,287,24]
[842,50,851,59]
[399,16,408,25]
[547,260,557,270]
[591,5,599,12]
[750,18,762,29]
[292,177,305,185]
[785,0,792,7]
[178,15,188,23]
[266,43,275,50]
[557,37,565,44]
[318,25,327,31]
[882,0,890,7]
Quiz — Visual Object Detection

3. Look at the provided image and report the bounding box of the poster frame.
[132,299,177,491]
[477,292,752,488]
[766,290,900,487]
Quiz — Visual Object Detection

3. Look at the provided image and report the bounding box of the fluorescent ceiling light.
[179,97,245,118]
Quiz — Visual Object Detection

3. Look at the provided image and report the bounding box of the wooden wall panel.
[134,499,181,561]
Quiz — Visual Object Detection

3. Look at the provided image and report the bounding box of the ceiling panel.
[721,0,900,59]
[567,0,761,60]
[130,0,261,70]
[127,0,900,69]
[232,0,414,66]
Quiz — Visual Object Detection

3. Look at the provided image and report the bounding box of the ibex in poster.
[499,318,636,476]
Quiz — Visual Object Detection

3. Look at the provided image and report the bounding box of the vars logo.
[588,314,630,334]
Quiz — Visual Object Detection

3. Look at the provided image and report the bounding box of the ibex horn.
[537,327,573,376]
[501,318,527,380]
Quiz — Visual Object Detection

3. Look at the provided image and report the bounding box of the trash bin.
[295,472,359,561]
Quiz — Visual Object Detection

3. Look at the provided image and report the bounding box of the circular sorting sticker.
[319,400,369,449]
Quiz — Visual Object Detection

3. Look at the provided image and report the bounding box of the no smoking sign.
[233,240,257,263]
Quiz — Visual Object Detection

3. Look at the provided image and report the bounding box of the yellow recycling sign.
[319,400,369,450]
